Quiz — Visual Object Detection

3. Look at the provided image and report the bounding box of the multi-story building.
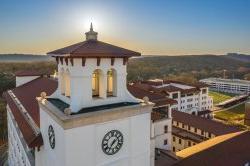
[132,79,213,117]
[127,84,177,165]
[128,84,177,152]
[200,77,250,94]
[171,110,240,152]
[127,82,240,154]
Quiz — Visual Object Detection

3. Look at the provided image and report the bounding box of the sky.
[0,0,250,55]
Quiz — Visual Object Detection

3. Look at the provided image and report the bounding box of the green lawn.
[209,91,235,105]
[214,103,245,121]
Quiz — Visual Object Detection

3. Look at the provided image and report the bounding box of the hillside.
[127,55,250,81]
[0,54,53,62]
[225,53,250,62]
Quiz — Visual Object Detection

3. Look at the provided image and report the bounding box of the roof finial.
[90,22,93,31]
[85,22,98,41]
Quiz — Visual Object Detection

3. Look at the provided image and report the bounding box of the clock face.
[102,130,123,155]
[48,125,55,149]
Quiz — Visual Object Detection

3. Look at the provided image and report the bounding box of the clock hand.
[110,138,117,148]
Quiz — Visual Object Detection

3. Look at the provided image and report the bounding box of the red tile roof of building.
[128,84,177,106]
[174,131,250,166]
[154,85,182,93]
[47,40,141,58]
[172,110,241,136]
[3,77,57,148]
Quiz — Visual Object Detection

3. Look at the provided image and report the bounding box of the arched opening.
[107,69,117,97]
[92,69,102,97]
[64,69,71,97]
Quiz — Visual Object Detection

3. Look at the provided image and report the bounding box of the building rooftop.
[137,80,208,95]
[48,40,141,58]
[48,24,141,58]
[172,110,241,136]
[2,77,57,148]
[128,84,177,107]
[155,149,178,166]
[174,131,250,166]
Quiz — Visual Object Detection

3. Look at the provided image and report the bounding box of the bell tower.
[48,23,140,112]
[37,24,153,166]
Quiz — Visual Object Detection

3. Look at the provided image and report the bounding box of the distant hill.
[128,55,250,81]
[0,54,53,62]
[225,53,250,62]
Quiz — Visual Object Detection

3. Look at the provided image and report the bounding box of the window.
[173,147,175,152]
[172,93,178,99]
[188,141,191,146]
[182,124,185,128]
[201,130,204,135]
[164,125,168,133]
[194,128,197,133]
[202,89,207,94]
[164,139,168,145]
[188,125,191,130]
[208,132,212,138]
[92,70,100,97]
[173,136,176,142]
[107,69,117,97]
[179,138,182,144]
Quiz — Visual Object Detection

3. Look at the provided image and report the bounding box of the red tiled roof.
[140,80,206,95]
[3,77,57,148]
[154,85,182,93]
[174,131,250,166]
[141,80,164,86]
[172,110,241,136]
[47,40,141,58]
[128,84,177,106]
[180,88,200,94]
